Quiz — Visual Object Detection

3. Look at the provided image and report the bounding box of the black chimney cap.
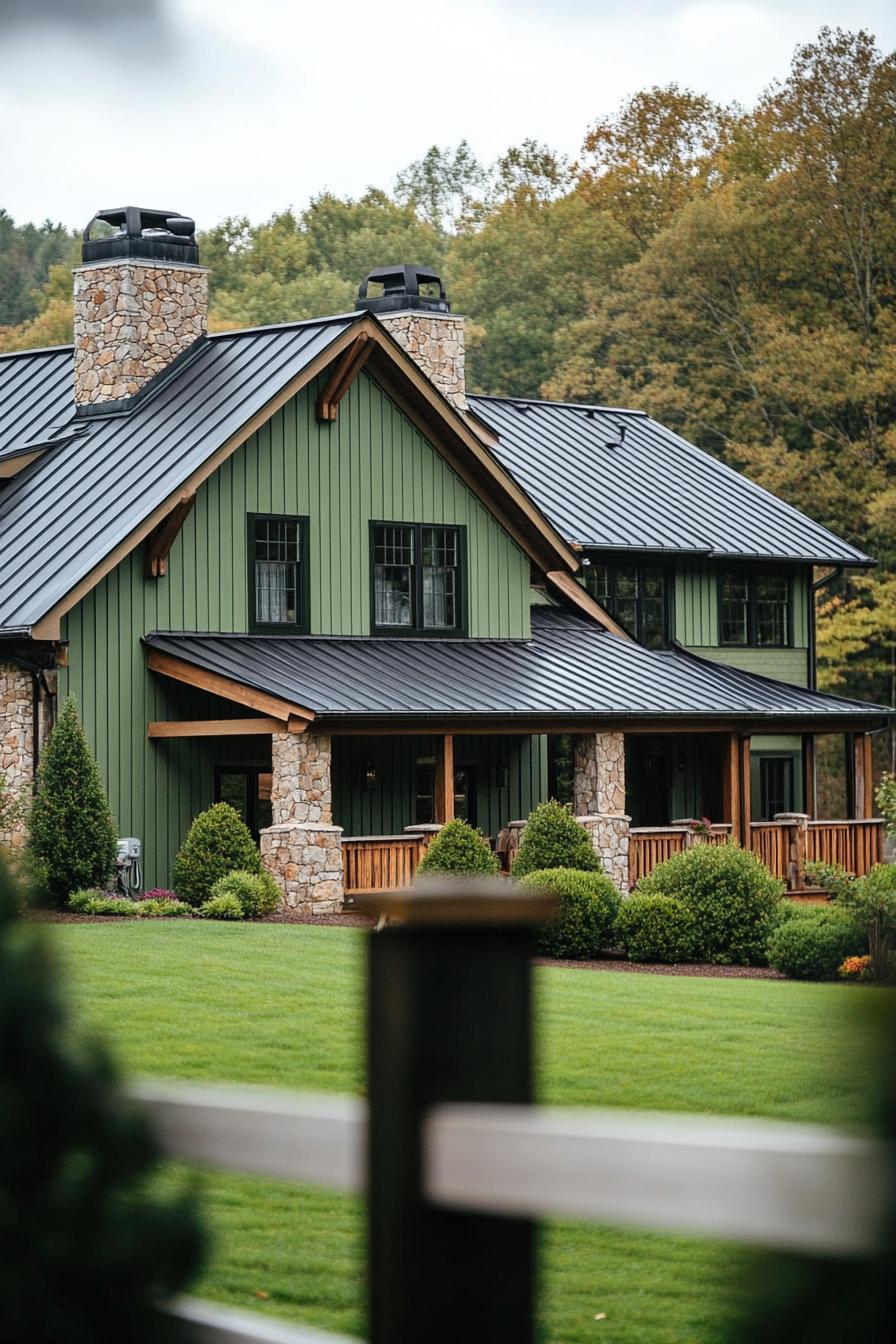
[356,265,449,314]
[81,207,200,266]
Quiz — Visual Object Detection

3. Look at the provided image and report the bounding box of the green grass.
[50,921,879,1342]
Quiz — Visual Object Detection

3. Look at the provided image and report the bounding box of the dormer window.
[371,523,465,635]
[249,514,309,633]
[584,561,668,648]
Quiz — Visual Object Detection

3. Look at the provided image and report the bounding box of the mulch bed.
[29,909,784,976]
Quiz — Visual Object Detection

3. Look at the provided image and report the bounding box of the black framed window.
[214,766,273,841]
[414,761,476,825]
[584,561,668,648]
[249,514,309,633]
[372,522,465,635]
[759,756,793,820]
[720,572,790,647]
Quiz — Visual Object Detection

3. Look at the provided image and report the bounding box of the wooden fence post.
[774,812,810,892]
[357,879,554,1344]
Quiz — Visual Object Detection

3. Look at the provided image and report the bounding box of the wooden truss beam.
[316,334,372,421]
[144,494,196,578]
[145,648,314,728]
[148,717,287,738]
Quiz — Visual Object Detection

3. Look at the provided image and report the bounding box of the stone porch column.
[573,731,631,894]
[0,661,33,852]
[260,731,344,915]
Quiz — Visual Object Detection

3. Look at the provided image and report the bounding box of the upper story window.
[372,523,465,635]
[249,514,309,633]
[583,561,668,648]
[720,572,790,647]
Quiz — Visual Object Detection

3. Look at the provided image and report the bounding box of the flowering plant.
[838,954,873,981]
[687,817,714,836]
[138,887,178,902]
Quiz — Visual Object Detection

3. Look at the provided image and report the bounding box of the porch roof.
[143,608,892,730]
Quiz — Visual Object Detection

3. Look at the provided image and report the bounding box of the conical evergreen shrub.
[0,853,204,1341]
[511,800,599,877]
[28,696,118,904]
[173,802,261,907]
[416,818,500,876]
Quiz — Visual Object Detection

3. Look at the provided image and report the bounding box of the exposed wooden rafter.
[144,494,196,579]
[148,717,288,738]
[544,570,630,638]
[145,647,314,729]
[316,333,372,421]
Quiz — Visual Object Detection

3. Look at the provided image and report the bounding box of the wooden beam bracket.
[145,647,314,727]
[316,333,372,421]
[144,494,196,579]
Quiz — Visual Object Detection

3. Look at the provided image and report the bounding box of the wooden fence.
[342,834,430,895]
[133,880,889,1344]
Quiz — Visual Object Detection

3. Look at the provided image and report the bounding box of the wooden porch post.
[721,733,742,844]
[434,734,455,824]
[853,732,873,820]
[740,736,751,845]
[802,735,817,819]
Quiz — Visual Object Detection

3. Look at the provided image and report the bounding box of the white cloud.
[0,0,893,228]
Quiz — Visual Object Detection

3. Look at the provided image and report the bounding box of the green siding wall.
[58,370,535,887]
[332,734,548,843]
[674,560,810,687]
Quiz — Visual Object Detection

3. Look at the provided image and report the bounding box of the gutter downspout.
[809,566,843,815]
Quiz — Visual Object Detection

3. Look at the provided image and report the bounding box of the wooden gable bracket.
[316,333,373,421]
[144,494,196,579]
[145,647,315,732]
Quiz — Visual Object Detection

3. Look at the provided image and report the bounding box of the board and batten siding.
[674,560,810,687]
[59,369,536,887]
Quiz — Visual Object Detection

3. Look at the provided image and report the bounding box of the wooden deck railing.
[805,819,884,875]
[342,833,431,894]
[628,825,732,887]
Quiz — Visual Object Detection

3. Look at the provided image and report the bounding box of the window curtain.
[256,561,290,624]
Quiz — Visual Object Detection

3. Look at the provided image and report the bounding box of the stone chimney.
[356,265,466,411]
[73,206,208,410]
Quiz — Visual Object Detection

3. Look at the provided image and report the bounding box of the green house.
[0,209,889,906]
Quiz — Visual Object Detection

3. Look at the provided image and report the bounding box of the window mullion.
[414,524,423,631]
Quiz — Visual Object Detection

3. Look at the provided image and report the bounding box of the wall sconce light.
[363,759,378,791]
[494,764,509,789]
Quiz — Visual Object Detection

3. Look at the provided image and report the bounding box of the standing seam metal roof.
[0,316,362,632]
[470,395,873,566]
[143,607,890,723]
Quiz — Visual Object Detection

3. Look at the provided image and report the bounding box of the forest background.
[2,26,894,789]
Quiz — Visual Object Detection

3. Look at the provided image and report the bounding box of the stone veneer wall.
[73,259,208,407]
[0,662,32,851]
[573,732,631,893]
[260,732,344,914]
[378,311,467,411]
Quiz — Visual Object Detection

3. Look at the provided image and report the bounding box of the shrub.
[804,860,854,901]
[519,868,619,959]
[416,818,500,875]
[0,853,204,1339]
[615,893,698,963]
[210,869,281,919]
[28,697,118,905]
[767,905,865,980]
[636,841,784,965]
[173,803,261,908]
[875,771,896,839]
[836,863,896,983]
[197,893,245,920]
[135,898,192,919]
[511,801,598,878]
[67,889,136,917]
[138,887,179,903]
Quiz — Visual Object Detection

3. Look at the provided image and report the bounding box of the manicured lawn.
[51,921,878,1342]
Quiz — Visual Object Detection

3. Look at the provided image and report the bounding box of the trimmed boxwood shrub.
[615,893,698,963]
[173,803,261,908]
[67,889,135,917]
[0,853,204,1340]
[511,801,598,878]
[416,819,500,875]
[197,892,245,921]
[136,898,192,919]
[520,868,619,959]
[210,869,281,919]
[636,841,784,965]
[767,905,866,980]
[28,697,118,905]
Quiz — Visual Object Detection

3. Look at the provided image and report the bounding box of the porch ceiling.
[143,609,892,731]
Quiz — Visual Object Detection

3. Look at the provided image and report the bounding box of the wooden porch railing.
[805,819,884,875]
[342,833,431,894]
[628,825,732,888]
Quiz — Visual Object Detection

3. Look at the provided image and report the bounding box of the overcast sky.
[1,0,894,231]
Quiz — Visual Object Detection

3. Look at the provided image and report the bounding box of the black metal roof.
[144,607,890,726]
[471,396,873,567]
[0,316,362,634]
